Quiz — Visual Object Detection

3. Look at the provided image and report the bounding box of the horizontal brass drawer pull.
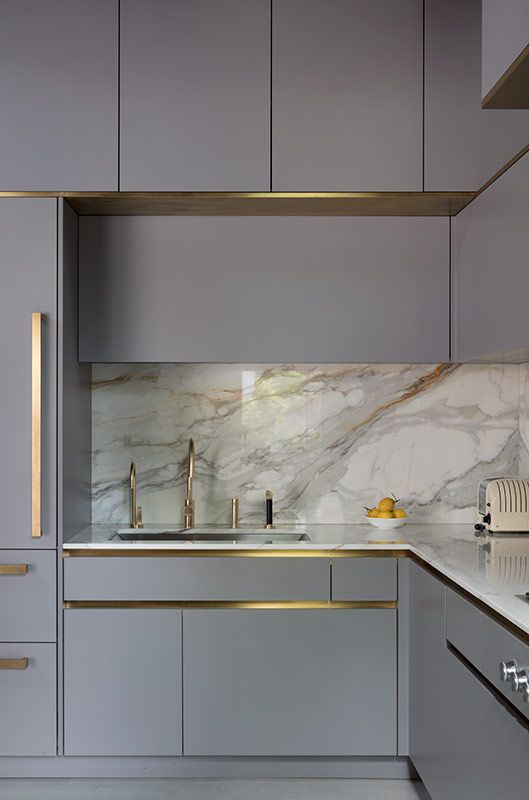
[63,549,406,558]
[64,600,397,610]
[0,564,28,575]
[0,658,29,670]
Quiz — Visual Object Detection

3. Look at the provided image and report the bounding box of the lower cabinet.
[182,609,397,756]
[64,609,182,756]
[409,562,446,800]
[0,643,56,756]
[446,649,529,799]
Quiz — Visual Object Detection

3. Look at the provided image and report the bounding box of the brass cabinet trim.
[0,564,28,575]
[31,312,42,539]
[64,600,397,610]
[63,549,406,558]
[0,658,29,670]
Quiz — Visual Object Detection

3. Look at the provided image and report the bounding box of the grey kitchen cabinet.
[272,0,422,191]
[482,0,529,105]
[120,0,270,191]
[425,0,529,190]
[79,215,449,363]
[451,148,529,361]
[0,1,118,191]
[0,551,56,642]
[64,609,182,756]
[409,562,446,800]
[182,609,397,756]
[0,198,57,547]
[0,643,56,756]
[331,558,397,601]
[64,556,330,602]
[445,648,529,800]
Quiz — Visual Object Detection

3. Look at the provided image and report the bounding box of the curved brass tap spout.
[183,438,195,529]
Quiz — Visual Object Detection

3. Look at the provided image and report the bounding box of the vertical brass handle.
[31,312,42,538]
[0,658,28,670]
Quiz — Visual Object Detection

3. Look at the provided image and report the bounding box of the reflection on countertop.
[63,523,529,638]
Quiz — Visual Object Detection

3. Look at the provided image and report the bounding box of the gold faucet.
[129,462,143,529]
[182,438,195,529]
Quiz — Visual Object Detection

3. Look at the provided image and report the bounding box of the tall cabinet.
[0,198,58,755]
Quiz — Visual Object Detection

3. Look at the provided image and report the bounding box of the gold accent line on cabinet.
[0,658,28,670]
[64,600,397,610]
[62,549,406,558]
[31,312,42,539]
[0,564,28,575]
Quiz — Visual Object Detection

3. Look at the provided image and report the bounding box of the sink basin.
[117,526,310,544]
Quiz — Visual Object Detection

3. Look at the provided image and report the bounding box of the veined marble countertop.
[63,524,529,638]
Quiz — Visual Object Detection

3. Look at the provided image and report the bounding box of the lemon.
[378,510,394,519]
[365,507,380,518]
[378,497,395,512]
[394,508,407,518]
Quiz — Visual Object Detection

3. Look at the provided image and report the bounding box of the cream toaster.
[477,477,529,533]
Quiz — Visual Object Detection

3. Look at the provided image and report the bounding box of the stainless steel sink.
[117,526,309,544]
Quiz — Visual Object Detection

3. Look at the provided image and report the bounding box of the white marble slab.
[91,363,519,527]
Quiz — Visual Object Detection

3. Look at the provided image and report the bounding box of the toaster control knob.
[499,660,518,683]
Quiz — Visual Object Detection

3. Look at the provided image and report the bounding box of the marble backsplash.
[91,363,520,526]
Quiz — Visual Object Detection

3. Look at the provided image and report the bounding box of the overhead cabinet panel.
[120,0,270,191]
[482,0,529,106]
[272,0,423,191]
[0,0,118,191]
[79,215,449,363]
[425,0,529,190]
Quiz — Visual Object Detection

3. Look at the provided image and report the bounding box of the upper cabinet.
[0,0,118,191]
[79,215,449,364]
[452,150,529,362]
[482,0,529,108]
[272,0,423,191]
[424,0,529,191]
[119,0,270,191]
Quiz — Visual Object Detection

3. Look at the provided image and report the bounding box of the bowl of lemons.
[365,495,408,529]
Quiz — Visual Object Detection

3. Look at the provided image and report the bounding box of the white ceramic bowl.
[367,516,407,530]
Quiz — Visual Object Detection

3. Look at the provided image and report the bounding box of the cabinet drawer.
[0,643,56,755]
[0,550,56,641]
[64,557,330,601]
[482,614,529,722]
[446,588,483,669]
[331,558,397,601]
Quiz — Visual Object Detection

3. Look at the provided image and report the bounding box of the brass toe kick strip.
[64,600,396,610]
[0,564,28,575]
[0,658,29,670]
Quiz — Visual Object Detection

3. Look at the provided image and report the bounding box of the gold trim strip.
[64,600,397,610]
[0,564,28,575]
[63,549,406,559]
[31,312,42,539]
[0,658,28,670]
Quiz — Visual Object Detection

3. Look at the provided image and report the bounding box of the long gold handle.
[31,313,42,538]
[0,658,28,670]
[0,564,28,575]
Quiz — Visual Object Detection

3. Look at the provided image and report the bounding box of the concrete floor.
[0,779,431,799]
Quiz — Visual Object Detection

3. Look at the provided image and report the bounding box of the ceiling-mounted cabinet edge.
[119,0,271,191]
[79,215,449,363]
[272,0,423,191]
[482,0,529,108]
[0,0,118,191]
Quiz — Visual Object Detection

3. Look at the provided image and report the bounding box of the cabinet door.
[273,0,422,190]
[0,1,118,190]
[183,609,397,756]
[425,0,529,190]
[0,199,57,548]
[64,609,182,755]
[446,649,529,800]
[0,643,56,756]
[452,149,529,361]
[409,562,446,800]
[79,215,449,363]
[120,0,270,191]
